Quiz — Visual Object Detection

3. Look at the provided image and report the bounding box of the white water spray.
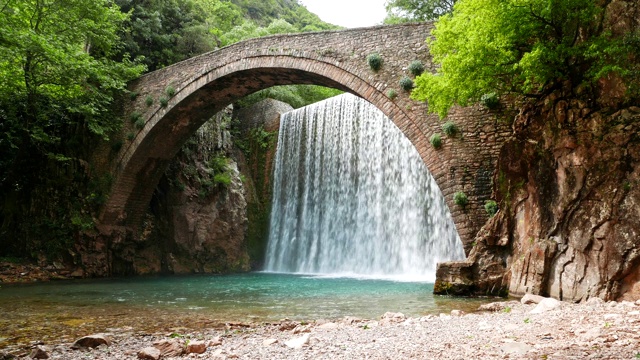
[264,94,464,281]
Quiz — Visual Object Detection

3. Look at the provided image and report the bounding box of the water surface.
[0,273,492,350]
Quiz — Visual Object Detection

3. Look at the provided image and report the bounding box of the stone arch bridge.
[100,22,512,253]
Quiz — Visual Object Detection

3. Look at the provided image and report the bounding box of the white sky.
[300,0,388,28]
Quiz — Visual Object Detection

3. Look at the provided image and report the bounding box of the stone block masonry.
[100,22,513,254]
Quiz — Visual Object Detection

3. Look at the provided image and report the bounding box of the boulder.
[71,334,111,349]
[284,334,310,349]
[137,347,161,360]
[186,340,207,354]
[153,339,183,357]
[521,294,544,305]
[28,346,48,359]
[530,298,562,314]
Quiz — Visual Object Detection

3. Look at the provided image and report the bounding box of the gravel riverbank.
[3,297,639,359]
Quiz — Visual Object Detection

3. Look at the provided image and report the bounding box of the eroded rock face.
[461,96,640,302]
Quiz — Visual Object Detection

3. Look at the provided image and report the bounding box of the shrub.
[441,121,458,137]
[367,52,383,71]
[214,173,232,186]
[454,191,469,207]
[129,91,139,100]
[399,76,414,91]
[159,96,169,107]
[126,132,135,140]
[480,92,499,109]
[165,85,176,97]
[134,118,145,129]
[145,95,154,107]
[430,133,442,149]
[129,111,142,124]
[408,60,425,76]
[485,200,498,217]
[387,88,398,100]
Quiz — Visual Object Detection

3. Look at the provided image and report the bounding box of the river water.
[0,273,493,351]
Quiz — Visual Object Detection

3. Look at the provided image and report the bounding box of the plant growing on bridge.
[441,121,458,137]
[480,92,499,110]
[485,200,498,217]
[159,96,169,108]
[165,85,176,98]
[387,89,398,100]
[429,133,442,149]
[145,95,154,107]
[399,76,414,91]
[130,111,143,124]
[367,52,383,71]
[408,60,425,76]
[134,118,145,129]
[454,191,468,208]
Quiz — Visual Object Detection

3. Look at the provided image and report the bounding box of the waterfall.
[264,93,465,282]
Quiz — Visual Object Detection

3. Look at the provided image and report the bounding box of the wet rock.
[285,333,310,349]
[71,334,111,349]
[521,294,544,305]
[186,340,206,354]
[153,339,183,357]
[28,346,48,359]
[530,298,562,314]
[433,261,475,295]
[137,347,161,360]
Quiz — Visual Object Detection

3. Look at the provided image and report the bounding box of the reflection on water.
[0,273,493,351]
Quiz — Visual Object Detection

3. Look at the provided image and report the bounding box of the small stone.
[153,339,183,357]
[586,297,605,306]
[285,333,310,349]
[317,322,338,330]
[137,347,161,360]
[71,334,111,349]
[530,298,562,314]
[450,309,466,317]
[500,342,532,354]
[209,336,223,347]
[28,346,49,359]
[263,339,278,346]
[186,340,206,354]
[521,294,544,305]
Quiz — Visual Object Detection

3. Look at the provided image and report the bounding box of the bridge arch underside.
[102,53,497,254]
[102,61,435,230]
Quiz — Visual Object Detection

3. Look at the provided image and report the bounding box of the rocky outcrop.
[436,89,640,302]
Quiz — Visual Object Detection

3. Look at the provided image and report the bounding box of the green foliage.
[430,133,442,149]
[454,191,468,207]
[129,91,139,100]
[411,0,640,118]
[236,85,342,109]
[480,92,500,109]
[441,121,458,137]
[367,53,383,72]
[127,132,136,141]
[145,95,154,107]
[387,89,398,100]
[384,0,456,23]
[165,86,176,98]
[408,60,425,76]
[134,118,146,129]
[159,96,169,107]
[130,112,143,124]
[485,200,498,217]
[399,76,414,91]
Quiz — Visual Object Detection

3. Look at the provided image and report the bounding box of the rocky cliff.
[436,87,640,301]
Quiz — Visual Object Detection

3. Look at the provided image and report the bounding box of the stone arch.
[100,24,511,253]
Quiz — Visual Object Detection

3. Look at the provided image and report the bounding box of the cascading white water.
[264,93,465,281]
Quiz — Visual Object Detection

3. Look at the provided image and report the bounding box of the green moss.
[430,133,442,149]
[454,191,468,208]
[367,52,383,71]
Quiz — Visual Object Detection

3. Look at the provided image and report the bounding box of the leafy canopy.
[411,0,640,118]
[384,0,456,23]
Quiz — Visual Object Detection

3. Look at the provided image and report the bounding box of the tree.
[384,0,456,23]
[411,0,640,118]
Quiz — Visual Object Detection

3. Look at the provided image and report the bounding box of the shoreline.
[3,298,639,359]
